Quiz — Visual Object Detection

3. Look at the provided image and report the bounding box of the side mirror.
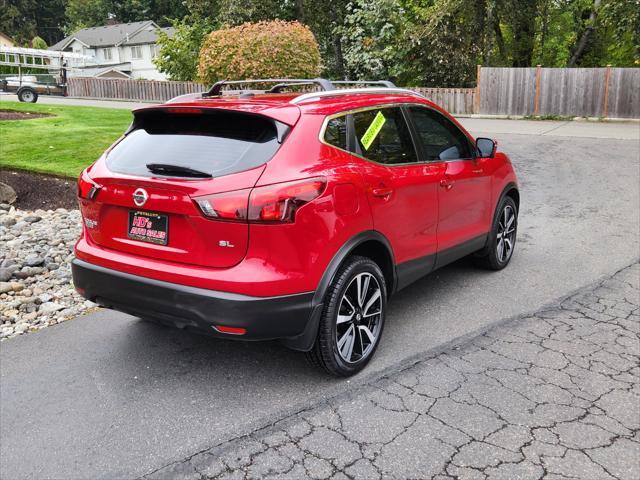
[476,137,497,158]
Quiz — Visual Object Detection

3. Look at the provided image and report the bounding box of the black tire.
[475,195,518,270]
[17,87,38,103]
[306,255,387,377]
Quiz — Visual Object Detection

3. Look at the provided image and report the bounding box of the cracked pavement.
[145,263,640,480]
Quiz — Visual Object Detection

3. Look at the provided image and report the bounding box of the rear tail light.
[249,178,326,223]
[213,325,247,335]
[78,170,101,200]
[195,188,250,222]
[195,178,326,224]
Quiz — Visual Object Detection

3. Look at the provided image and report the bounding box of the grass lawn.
[0,100,132,178]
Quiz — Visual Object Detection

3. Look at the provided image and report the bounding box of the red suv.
[72,79,519,376]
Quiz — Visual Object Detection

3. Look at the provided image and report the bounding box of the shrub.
[198,20,321,84]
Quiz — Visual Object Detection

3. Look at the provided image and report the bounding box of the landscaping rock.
[24,254,45,267]
[0,267,16,282]
[0,182,17,204]
[39,302,65,314]
[0,207,98,340]
[0,216,16,227]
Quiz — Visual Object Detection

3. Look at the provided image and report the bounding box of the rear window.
[107,109,283,178]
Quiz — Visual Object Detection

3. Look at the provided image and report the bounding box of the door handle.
[439,178,454,190]
[372,187,393,198]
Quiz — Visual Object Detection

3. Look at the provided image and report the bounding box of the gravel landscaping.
[0,204,97,340]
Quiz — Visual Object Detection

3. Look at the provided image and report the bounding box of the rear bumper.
[71,258,317,343]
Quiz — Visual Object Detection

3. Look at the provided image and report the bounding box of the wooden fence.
[68,68,639,118]
[412,88,475,115]
[67,77,203,103]
[478,66,640,118]
[66,77,476,114]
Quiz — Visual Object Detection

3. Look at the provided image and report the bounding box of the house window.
[103,48,113,61]
[131,45,143,60]
[150,44,158,58]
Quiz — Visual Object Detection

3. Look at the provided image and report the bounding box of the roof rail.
[290,87,425,105]
[332,80,396,88]
[202,78,335,97]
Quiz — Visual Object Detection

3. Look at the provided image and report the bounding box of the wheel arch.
[312,230,396,306]
[281,230,396,352]
[501,182,520,212]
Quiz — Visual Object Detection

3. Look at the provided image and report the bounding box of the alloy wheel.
[335,272,383,363]
[496,204,516,263]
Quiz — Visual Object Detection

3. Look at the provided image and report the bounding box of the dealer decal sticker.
[360,111,387,150]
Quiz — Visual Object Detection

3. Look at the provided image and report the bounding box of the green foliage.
[2,0,638,87]
[31,36,48,49]
[403,0,483,86]
[154,17,216,81]
[64,0,110,32]
[598,0,639,66]
[216,0,293,26]
[64,0,187,32]
[198,20,321,83]
[0,0,38,45]
[338,0,409,81]
[0,102,131,177]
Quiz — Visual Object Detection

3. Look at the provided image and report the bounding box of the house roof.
[0,32,15,46]
[50,21,172,51]
[123,26,175,45]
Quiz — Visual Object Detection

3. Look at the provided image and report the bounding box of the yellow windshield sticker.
[360,111,386,150]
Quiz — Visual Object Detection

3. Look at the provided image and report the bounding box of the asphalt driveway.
[1,119,638,479]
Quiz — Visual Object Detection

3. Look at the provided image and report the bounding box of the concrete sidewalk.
[0,93,153,110]
[146,263,640,480]
[458,117,640,141]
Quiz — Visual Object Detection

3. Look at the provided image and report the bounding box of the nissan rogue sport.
[72,79,519,377]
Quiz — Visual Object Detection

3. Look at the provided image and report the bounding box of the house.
[49,21,174,80]
[0,32,15,48]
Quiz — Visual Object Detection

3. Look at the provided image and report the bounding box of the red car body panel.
[72,88,518,346]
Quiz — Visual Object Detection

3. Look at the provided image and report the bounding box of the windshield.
[106,109,283,178]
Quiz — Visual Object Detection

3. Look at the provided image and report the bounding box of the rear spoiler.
[128,105,293,143]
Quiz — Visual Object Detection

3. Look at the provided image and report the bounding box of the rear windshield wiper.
[146,163,212,178]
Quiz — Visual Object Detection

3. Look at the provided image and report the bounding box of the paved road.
[1,121,639,479]
[146,263,640,480]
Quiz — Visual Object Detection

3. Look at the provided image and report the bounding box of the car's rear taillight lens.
[78,170,101,200]
[195,188,251,222]
[194,178,326,224]
[249,178,326,223]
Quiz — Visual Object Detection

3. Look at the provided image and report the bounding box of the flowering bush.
[198,20,321,84]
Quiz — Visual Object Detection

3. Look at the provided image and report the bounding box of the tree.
[404,0,484,86]
[154,17,216,80]
[568,0,602,66]
[65,0,188,32]
[0,0,38,45]
[198,20,321,83]
[297,0,349,78]
[31,35,48,49]
[500,0,539,66]
[64,0,110,31]
[338,0,410,81]
[215,0,293,26]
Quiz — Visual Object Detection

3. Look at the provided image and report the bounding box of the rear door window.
[107,109,284,178]
[352,107,417,165]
